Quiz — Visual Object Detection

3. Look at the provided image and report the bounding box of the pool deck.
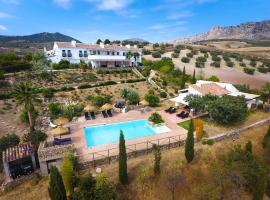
[65,109,188,162]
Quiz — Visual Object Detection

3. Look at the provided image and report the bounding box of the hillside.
[0,32,81,54]
[173,20,270,44]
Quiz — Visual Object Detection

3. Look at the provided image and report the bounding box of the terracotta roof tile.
[190,83,230,96]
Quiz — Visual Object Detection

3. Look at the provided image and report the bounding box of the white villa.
[44,40,142,68]
[171,80,260,108]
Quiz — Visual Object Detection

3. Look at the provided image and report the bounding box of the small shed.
[2,143,36,182]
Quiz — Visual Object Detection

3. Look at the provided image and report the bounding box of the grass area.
[1,123,268,200]
[177,119,191,130]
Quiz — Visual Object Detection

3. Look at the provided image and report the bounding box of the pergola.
[2,143,36,182]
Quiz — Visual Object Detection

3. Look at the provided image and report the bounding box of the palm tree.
[13,82,38,131]
[125,51,133,66]
[79,60,87,72]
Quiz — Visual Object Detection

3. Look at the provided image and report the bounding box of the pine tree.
[180,66,186,89]
[185,120,195,163]
[192,69,196,84]
[153,144,161,175]
[119,130,128,184]
[48,166,67,200]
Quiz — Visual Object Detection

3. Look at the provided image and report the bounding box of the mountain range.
[172,20,270,44]
[0,32,80,54]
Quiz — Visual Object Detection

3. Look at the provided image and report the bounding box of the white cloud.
[85,0,133,11]
[54,0,71,9]
[0,25,8,31]
[0,12,13,19]
[167,11,193,20]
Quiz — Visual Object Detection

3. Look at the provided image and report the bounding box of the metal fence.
[76,134,185,168]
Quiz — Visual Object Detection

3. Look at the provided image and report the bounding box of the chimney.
[125,44,131,49]
[71,40,76,47]
[134,45,137,48]
[100,42,105,48]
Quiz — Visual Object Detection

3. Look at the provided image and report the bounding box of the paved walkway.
[63,109,188,162]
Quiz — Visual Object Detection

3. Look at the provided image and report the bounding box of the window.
[123,52,126,56]
[112,52,115,56]
[67,50,72,57]
[107,51,110,55]
[117,52,119,55]
[79,50,83,57]
[93,50,96,55]
[97,51,100,55]
[84,51,88,57]
[62,50,66,57]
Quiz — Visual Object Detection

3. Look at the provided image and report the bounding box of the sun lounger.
[176,111,185,118]
[184,105,190,110]
[165,107,173,112]
[181,112,189,119]
[90,112,96,119]
[169,108,176,114]
[85,112,91,120]
[107,110,113,117]
[54,137,72,145]
[102,110,108,118]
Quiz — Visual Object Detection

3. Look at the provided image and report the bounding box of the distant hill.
[123,38,150,43]
[172,20,270,44]
[0,32,81,54]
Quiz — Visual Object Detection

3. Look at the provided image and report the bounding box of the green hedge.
[257,67,268,74]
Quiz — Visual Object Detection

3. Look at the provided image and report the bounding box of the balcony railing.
[62,53,67,57]
[84,53,88,57]
[68,53,72,57]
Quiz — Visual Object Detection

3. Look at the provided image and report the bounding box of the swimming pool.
[84,119,170,147]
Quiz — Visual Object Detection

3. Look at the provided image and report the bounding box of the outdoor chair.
[90,112,96,119]
[85,112,91,120]
[176,111,185,118]
[102,110,108,118]
[54,137,72,145]
[165,107,173,112]
[107,110,113,117]
[169,108,177,114]
[181,112,190,119]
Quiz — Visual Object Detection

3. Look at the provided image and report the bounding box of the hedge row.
[243,67,255,75]
[97,69,132,74]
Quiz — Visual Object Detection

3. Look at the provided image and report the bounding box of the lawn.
[178,119,191,130]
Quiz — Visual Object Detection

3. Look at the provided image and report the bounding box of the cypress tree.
[153,144,161,175]
[192,69,196,84]
[180,66,186,89]
[185,120,195,163]
[48,166,67,200]
[119,130,128,184]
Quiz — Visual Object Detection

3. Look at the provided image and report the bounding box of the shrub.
[171,53,179,58]
[23,130,47,149]
[240,62,246,67]
[201,138,214,145]
[257,67,268,73]
[226,61,234,68]
[186,52,193,58]
[244,67,255,75]
[210,62,221,68]
[126,89,140,105]
[250,59,257,67]
[42,88,54,98]
[196,56,207,63]
[20,108,39,124]
[212,56,221,62]
[61,156,75,197]
[207,75,220,82]
[181,57,190,63]
[148,112,164,124]
[160,91,167,98]
[245,140,252,153]
[40,71,51,80]
[195,62,205,68]
[48,102,62,119]
[152,52,162,58]
[145,93,160,107]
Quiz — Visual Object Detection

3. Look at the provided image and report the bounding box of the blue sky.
[0,0,269,43]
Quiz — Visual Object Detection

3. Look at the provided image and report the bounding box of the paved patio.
[65,108,188,162]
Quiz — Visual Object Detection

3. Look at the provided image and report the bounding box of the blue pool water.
[84,119,157,147]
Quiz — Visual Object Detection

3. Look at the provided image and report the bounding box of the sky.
[0,0,269,43]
